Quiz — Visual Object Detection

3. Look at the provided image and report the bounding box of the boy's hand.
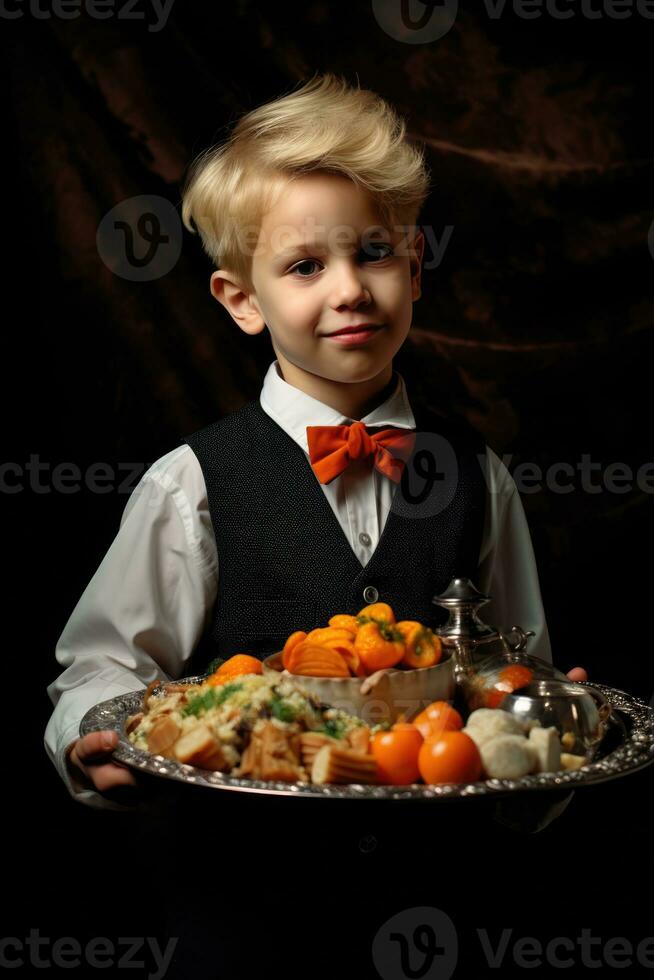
[66,731,140,799]
[566,667,588,682]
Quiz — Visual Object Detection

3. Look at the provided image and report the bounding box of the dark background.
[5,1,654,976]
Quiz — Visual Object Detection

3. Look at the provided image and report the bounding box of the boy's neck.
[276,360,397,421]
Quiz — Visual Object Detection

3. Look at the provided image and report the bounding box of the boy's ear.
[410,229,425,302]
[210,270,266,335]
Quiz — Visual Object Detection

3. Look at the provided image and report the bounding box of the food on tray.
[281,602,443,679]
[312,744,378,785]
[126,666,378,784]
[463,707,524,745]
[125,653,589,786]
[206,654,263,686]
[467,664,535,710]
[370,722,424,785]
[462,708,586,779]
[478,734,534,780]
[418,730,483,785]
[412,700,464,739]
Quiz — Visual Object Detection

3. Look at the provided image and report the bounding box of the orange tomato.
[412,701,463,739]
[371,722,424,785]
[356,602,396,625]
[206,654,263,686]
[483,664,534,707]
[354,621,405,673]
[418,730,482,785]
[396,621,443,669]
[497,665,534,692]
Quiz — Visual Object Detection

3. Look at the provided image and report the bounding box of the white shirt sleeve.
[43,445,218,810]
[477,447,552,664]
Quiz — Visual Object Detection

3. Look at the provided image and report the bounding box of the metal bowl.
[497,679,613,757]
[261,649,456,725]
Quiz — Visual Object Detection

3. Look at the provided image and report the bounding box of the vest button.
[363,585,379,603]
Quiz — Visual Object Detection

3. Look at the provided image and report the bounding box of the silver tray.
[80,677,654,801]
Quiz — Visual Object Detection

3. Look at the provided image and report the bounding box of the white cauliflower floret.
[479,734,535,779]
[464,709,524,747]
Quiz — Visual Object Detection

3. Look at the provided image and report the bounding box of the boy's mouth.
[323,323,383,336]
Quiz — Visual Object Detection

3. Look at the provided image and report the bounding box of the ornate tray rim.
[80,678,654,801]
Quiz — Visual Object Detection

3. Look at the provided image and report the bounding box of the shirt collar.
[259,360,416,454]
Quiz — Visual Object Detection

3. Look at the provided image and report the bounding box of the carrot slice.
[282,630,308,670]
[286,643,350,677]
[322,639,365,678]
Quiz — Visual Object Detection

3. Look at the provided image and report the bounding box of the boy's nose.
[329,265,371,307]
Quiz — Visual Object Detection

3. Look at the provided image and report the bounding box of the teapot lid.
[432,576,500,640]
[432,577,492,609]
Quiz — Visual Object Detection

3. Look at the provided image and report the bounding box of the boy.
[45,72,587,810]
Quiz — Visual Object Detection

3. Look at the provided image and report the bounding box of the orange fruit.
[354,621,405,673]
[305,626,354,645]
[497,665,533,692]
[483,664,534,708]
[371,723,424,785]
[418,730,483,785]
[328,614,359,635]
[206,654,263,686]
[396,621,443,669]
[412,701,463,739]
[356,602,396,625]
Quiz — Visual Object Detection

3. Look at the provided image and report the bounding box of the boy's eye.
[289,243,394,278]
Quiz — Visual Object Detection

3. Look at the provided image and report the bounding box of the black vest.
[181,398,487,674]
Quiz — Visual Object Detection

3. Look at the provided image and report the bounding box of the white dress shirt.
[44,360,552,809]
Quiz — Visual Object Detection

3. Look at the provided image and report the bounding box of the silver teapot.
[431,577,550,679]
[431,577,612,754]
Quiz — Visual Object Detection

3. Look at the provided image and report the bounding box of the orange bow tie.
[306,421,416,485]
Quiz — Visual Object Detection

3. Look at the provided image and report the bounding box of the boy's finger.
[76,731,119,762]
[71,731,118,764]
[90,763,138,793]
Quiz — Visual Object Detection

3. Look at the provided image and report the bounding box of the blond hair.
[180,72,431,292]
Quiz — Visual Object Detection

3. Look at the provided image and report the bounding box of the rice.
[128,672,365,771]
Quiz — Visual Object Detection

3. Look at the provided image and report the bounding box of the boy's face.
[211,172,424,409]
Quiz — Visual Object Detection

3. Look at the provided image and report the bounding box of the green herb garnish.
[270,695,297,723]
[322,718,347,740]
[181,682,243,717]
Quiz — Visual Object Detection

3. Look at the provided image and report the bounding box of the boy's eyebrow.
[272,231,391,261]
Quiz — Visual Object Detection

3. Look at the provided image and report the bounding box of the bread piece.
[528,726,561,773]
[347,725,371,754]
[299,731,346,768]
[259,722,305,781]
[146,715,181,757]
[173,724,230,771]
[560,752,587,770]
[311,744,378,785]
